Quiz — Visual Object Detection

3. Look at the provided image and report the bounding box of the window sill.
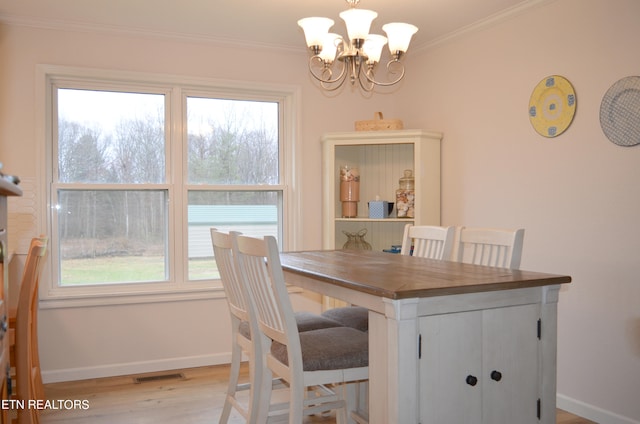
[39,285,304,310]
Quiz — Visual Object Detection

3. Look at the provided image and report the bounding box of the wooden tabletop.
[280,249,571,300]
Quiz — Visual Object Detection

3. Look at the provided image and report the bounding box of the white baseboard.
[41,367,640,424]
[557,393,640,424]
[41,353,233,384]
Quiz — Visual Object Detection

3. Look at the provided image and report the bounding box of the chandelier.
[298,0,418,92]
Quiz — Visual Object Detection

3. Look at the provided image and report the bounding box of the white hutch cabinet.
[321,130,442,251]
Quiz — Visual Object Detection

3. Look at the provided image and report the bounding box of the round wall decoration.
[528,75,577,138]
[600,76,640,147]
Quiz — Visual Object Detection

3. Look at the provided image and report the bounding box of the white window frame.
[35,65,302,309]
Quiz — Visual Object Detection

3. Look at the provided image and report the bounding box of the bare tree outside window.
[186,97,281,280]
[56,89,167,285]
[54,88,282,286]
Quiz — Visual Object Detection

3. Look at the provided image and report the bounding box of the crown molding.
[412,0,556,53]
[1,0,555,56]
[0,14,305,55]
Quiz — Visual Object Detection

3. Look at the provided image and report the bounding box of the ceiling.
[0,0,544,51]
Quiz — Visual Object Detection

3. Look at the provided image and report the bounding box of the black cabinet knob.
[466,375,478,386]
[490,370,502,381]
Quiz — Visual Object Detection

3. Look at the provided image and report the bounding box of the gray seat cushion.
[238,321,251,339]
[271,326,369,371]
[238,311,344,340]
[321,306,369,332]
[294,311,344,332]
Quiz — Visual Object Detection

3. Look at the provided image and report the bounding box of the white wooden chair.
[400,224,455,260]
[232,233,369,424]
[9,236,48,424]
[455,227,525,269]
[210,229,344,423]
[210,229,258,423]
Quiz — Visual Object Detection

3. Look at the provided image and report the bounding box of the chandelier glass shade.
[298,0,418,92]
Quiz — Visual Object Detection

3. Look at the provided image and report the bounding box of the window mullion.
[186,184,286,191]
[170,86,185,288]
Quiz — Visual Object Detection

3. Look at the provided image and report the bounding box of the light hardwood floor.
[39,364,597,423]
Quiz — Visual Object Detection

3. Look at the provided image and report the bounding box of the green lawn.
[60,256,219,285]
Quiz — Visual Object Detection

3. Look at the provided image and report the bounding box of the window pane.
[187,97,279,185]
[57,89,166,184]
[57,190,168,285]
[187,191,280,280]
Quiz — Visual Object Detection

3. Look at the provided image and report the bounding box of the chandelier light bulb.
[298,17,334,49]
[339,8,377,43]
[362,34,387,64]
[319,33,342,63]
[382,23,418,55]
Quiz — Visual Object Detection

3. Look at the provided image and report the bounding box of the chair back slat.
[234,234,298,347]
[210,229,249,323]
[246,256,283,334]
[401,224,455,260]
[457,227,524,269]
[413,239,441,259]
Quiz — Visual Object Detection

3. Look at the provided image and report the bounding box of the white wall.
[2,0,639,422]
[403,0,640,422]
[0,24,397,380]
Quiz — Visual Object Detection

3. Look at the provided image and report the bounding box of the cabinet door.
[419,304,540,424]
[419,310,483,423]
[482,304,540,424]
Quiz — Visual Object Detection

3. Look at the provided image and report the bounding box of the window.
[56,89,168,286]
[41,66,299,304]
[185,97,281,281]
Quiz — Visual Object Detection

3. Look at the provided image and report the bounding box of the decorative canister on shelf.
[396,169,415,218]
[342,229,372,250]
[339,165,360,218]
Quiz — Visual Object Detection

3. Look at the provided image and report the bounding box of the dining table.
[280,249,572,424]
